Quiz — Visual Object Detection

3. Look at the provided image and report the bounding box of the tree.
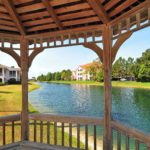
[97,69,103,82]
[112,57,126,79]
[54,72,61,80]
[85,61,102,81]
[136,49,150,82]
[61,70,72,81]
[126,57,135,78]
[46,72,52,81]
[37,74,46,81]
[112,57,136,80]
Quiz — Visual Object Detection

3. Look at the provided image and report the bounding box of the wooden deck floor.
[0,141,80,150]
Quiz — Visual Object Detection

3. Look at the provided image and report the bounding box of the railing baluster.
[94,125,97,150]
[126,135,130,150]
[2,122,6,145]
[34,120,37,142]
[147,146,150,150]
[136,13,141,28]
[40,121,43,143]
[54,122,57,145]
[12,121,15,143]
[85,125,88,150]
[117,131,121,150]
[69,123,72,147]
[77,124,80,149]
[47,121,50,144]
[135,140,140,150]
[126,18,130,31]
[62,122,64,146]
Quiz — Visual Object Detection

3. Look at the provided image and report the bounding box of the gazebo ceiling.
[0,0,148,36]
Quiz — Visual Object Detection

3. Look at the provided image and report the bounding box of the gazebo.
[0,0,150,150]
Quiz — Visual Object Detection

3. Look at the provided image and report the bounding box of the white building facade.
[72,64,92,81]
[0,64,21,83]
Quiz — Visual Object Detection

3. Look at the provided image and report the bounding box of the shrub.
[8,78,21,84]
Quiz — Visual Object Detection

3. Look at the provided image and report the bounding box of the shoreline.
[28,82,41,113]
[0,82,40,116]
[45,81,150,89]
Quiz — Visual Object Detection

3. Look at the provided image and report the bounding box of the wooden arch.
[0,48,21,67]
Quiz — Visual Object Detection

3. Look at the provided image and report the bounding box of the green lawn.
[0,83,85,149]
[49,80,150,89]
[0,82,40,116]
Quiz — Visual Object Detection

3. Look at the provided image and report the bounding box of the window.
[9,71,16,77]
[0,68,2,75]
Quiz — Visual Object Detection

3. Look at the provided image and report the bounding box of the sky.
[0,27,150,78]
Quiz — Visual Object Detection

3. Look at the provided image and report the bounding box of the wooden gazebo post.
[20,37,29,141]
[103,25,112,150]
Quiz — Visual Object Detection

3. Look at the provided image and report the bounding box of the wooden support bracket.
[0,48,21,67]
[28,48,44,67]
[83,43,103,62]
[111,32,132,63]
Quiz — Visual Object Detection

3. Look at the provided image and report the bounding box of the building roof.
[0,0,148,36]
[0,64,9,68]
[0,64,20,71]
[80,62,94,69]
[80,62,102,69]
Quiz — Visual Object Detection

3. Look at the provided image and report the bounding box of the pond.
[29,82,150,134]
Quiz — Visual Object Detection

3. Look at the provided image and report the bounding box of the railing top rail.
[29,113,104,125]
[0,114,21,123]
[111,120,150,146]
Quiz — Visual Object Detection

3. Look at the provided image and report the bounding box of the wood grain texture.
[20,37,29,141]
[103,25,112,150]
[29,113,103,125]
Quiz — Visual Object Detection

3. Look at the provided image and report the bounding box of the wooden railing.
[112,121,150,150]
[0,114,21,146]
[29,113,104,150]
[0,113,150,150]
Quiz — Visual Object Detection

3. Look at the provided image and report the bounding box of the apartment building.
[0,64,21,83]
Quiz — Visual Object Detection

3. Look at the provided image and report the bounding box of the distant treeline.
[37,69,72,81]
[112,49,150,82]
[37,49,150,82]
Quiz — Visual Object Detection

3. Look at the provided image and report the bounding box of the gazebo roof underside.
[0,0,149,39]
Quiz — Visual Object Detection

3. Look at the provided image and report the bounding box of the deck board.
[0,141,80,150]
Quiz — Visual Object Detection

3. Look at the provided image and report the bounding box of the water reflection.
[29,82,150,134]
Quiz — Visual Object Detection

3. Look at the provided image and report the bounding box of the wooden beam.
[26,24,104,39]
[110,1,150,26]
[104,0,121,11]
[2,0,26,35]
[29,113,104,126]
[103,25,112,150]
[83,43,103,62]
[87,0,110,23]
[111,32,132,62]
[0,33,21,39]
[29,48,44,67]
[0,48,21,67]
[20,37,29,141]
[109,0,137,17]
[42,0,63,30]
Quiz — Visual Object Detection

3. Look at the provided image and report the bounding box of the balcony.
[9,75,16,78]
[0,114,150,150]
[0,73,3,76]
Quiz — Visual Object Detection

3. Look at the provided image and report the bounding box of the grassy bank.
[0,83,85,148]
[0,82,40,116]
[49,81,150,89]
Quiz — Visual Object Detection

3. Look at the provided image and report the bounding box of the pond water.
[29,82,150,134]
